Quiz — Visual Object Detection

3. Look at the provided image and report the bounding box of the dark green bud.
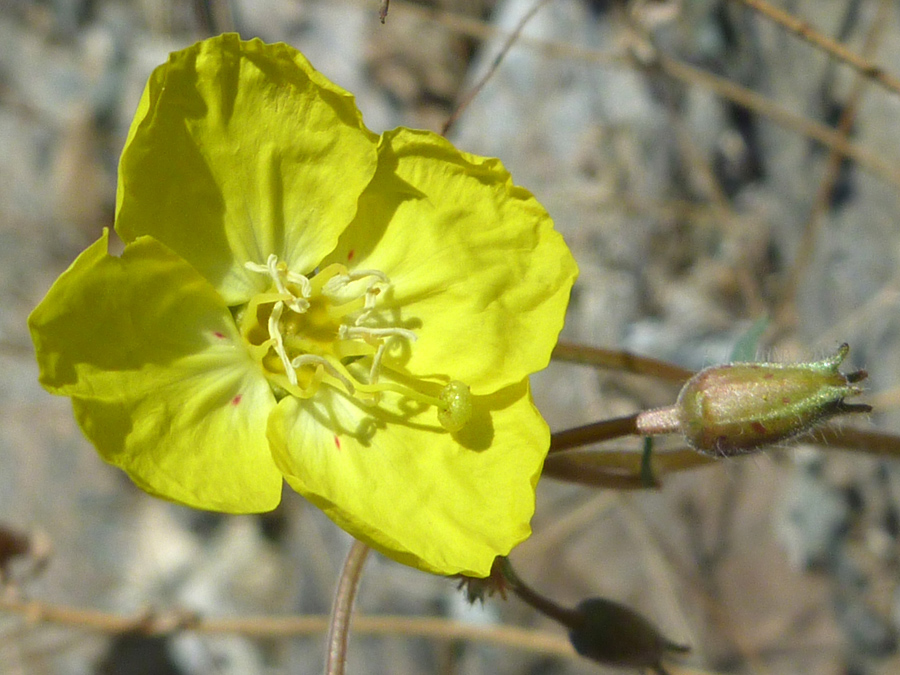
[568,598,689,674]
[676,344,870,456]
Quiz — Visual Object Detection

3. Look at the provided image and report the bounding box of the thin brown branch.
[441,0,554,136]
[549,414,640,453]
[0,598,577,659]
[382,0,622,64]
[542,448,716,489]
[368,0,900,192]
[544,421,900,487]
[653,53,900,193]
[778,0,893,327]
[733,0,900,100]
[551,341,694,382]
[541,453,656,490]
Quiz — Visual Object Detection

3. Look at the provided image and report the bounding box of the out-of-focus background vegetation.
[4,0,900,673]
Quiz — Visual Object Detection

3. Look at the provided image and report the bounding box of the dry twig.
[733,0,900,100]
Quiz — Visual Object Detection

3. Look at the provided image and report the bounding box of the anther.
[340,326,418,342]
[370,341,388,383]
[285,270,312,298]
[268,301,298,387]
[291,354,356,395]
[323,270,389,300]
[244,255,311,313]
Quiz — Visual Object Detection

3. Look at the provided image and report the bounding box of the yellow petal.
[322,128,578,394]
[116,34,379,304]
[267,377,547,576]
[29,231,282,512]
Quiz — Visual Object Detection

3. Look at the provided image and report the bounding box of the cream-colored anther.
[284,269,312,298]
[291,354,356,395]
[244,254,311,313]
[339,325,418,343]
[322,269,390,294]
[369,341,388,383]
[323,269,390,322]
[268,301,298,387]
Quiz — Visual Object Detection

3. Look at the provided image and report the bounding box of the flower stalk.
[499,558,689,674]
[326,540,370,675]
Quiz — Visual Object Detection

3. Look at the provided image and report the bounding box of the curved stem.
[549,414,640,454]
[542,447,717,489]
[551,341,693,383]
[325,539,371,675]
[500,558,582,630]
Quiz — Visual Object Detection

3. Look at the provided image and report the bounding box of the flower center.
[240,254,470,431]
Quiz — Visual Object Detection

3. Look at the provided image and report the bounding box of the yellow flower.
[28,35,577,576]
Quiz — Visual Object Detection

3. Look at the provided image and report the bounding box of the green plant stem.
[551,341,693,382]
[542,448,716,490]
[500,559,582,630]
[820,425,900,458]
[549,414,640,453]
[325,539,370,675]
[541,454,658,490]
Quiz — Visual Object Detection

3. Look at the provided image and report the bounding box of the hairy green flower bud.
[675,344,870,456]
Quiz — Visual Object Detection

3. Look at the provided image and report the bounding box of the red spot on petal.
[782,397,791,404]
[347,249,355,261]
[334,435,341,450]
[231,395,242,406]
[214,331,226,339]
[763,373,774,379]
[751,421,767,434]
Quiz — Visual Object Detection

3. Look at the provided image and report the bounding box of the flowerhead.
[28,34,577,576]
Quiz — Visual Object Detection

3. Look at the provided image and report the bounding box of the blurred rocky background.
[3,0,900,673]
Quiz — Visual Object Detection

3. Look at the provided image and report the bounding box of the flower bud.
[676,344,871,456]
[568,597,689,672]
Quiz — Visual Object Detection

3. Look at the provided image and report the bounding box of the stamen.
[291,354,356,395]
[340,326,418,343]
[285,270,312,299]
[370,341,388,383]
[358,287,382,323]
[323,269,390,295]
[268,301,298,387]
[242,256,437,410]
[347,269,390,284]
[244,255,311,313]
[243,256,274,275]
[287,296,311,314]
